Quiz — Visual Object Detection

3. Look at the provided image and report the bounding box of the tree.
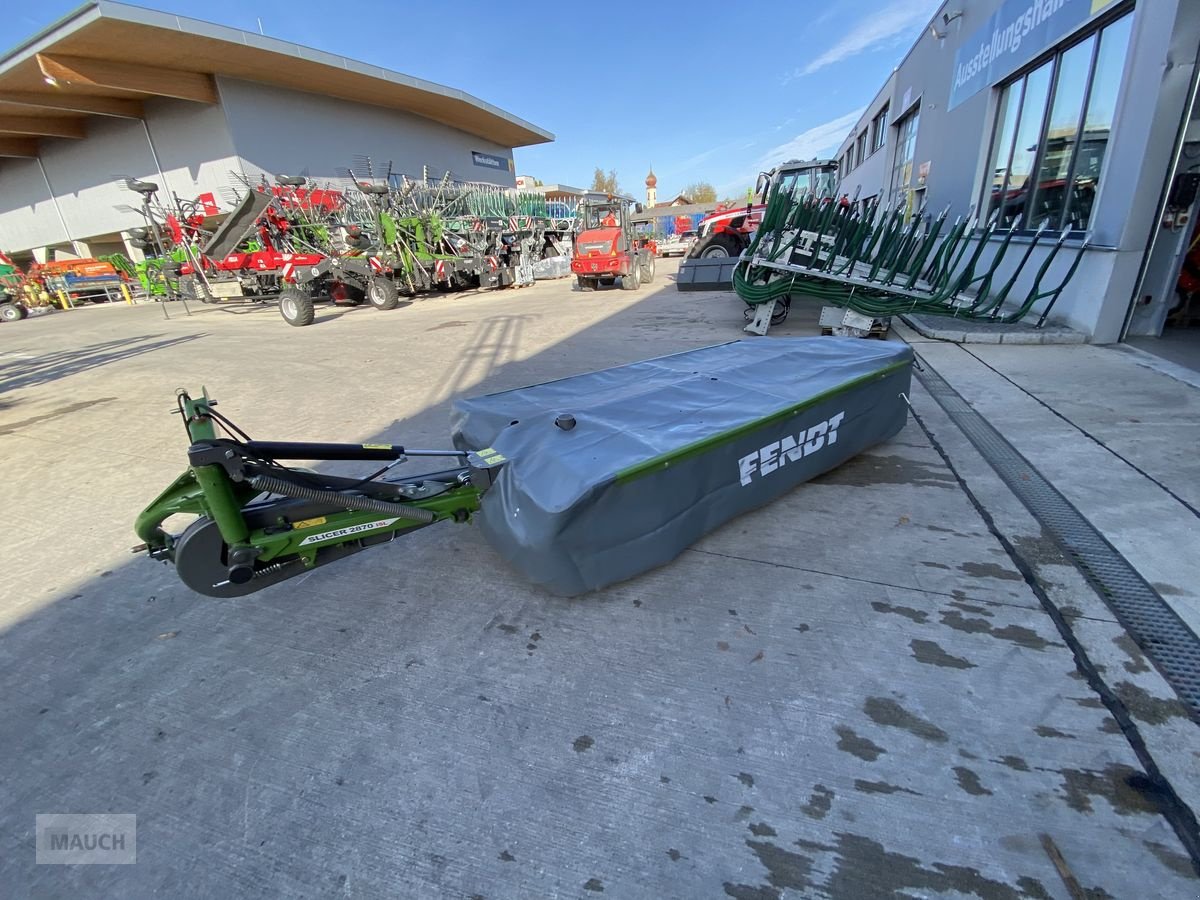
[591,168,621,195]
[681,181,717,204]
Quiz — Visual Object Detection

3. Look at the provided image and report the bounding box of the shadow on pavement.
[0,334,205,393]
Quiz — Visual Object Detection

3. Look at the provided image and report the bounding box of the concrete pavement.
[1,261,1197,897]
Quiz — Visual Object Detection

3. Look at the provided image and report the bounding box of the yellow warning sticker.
[292,516,328,530]
[362,443,392,450]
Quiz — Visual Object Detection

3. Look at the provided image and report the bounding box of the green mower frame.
[134,390,503,597]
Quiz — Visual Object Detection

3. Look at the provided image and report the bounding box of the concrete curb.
[901,312,1088,345]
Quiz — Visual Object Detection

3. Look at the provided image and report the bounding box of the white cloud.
[786,0,939,80]
[712,109,863,196]
[758,108,866,169]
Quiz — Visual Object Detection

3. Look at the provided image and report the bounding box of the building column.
[122,232,146,263]
[31,247,49,264]
[53,241,88,261]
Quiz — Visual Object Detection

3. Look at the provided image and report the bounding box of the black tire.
[366,277,400,310]
[577,276,595,291]
[278,288,315,326]
[0,302,26,322]
[641,254,656,284]
[690,232,744,259]
[622,264,642,291]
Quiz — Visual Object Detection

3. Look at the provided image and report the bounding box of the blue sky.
[11,0,940,199]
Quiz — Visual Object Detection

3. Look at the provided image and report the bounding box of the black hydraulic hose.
[247,473,436,523]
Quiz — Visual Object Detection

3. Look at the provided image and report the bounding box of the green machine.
[133,390,498,598]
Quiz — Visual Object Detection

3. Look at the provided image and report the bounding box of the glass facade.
[890,108,920,201]
[872,106,889,153]
[981,12,1133,232]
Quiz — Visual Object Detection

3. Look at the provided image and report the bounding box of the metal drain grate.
[915,357,1200,723]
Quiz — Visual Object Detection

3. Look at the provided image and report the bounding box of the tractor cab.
[687,158,839,261]
[755,158,839,206]
[576,199,629,236]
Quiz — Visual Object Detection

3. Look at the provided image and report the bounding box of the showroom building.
[835,0,1200,344]
[0,1,552,266]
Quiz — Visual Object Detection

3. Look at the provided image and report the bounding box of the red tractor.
[571,197,657,291]
[687,158,839,259]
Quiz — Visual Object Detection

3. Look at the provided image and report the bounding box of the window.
[846,144,855,171]
[981,12,1132,232]
[856,130,869,164]
[872,106,889,152]
[890,107,920,200]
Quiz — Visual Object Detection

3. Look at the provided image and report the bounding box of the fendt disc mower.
[135,339,913,597]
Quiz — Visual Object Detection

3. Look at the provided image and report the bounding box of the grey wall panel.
[952,240,1123,340]
[836,73,896,203]
[218,77,517,187]
[0,158,64,251]
[140,96,241,199]
[0,97,240,253]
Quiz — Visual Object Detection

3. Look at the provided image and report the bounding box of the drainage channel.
[913,354,1200,724]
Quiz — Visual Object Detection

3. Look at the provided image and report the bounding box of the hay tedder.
[120,162,576,326]
[134,338,912,597]
[121,174,402,326]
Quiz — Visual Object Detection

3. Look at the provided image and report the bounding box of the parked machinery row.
[120,164,576,326]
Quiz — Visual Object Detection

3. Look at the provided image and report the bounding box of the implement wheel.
[278,288,315,327]
[0,302,27,322]
[577,276,596,292]
[366,277,400,310]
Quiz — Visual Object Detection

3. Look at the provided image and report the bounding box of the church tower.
[645,167,658,207]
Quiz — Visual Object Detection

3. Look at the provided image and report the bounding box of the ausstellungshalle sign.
[948,0,1119,110]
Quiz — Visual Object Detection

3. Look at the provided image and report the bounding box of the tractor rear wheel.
[641,255,656,284]
[279,288,315,327]
[622,264,642,291]
[0,302,26,322]
[690,232,743,259]
[366,277,400,310]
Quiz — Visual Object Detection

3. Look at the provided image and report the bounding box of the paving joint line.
[685,547,1038,608]
[958,344,1200,520]
[906,363,1200,874]
[914,352,1200,721]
